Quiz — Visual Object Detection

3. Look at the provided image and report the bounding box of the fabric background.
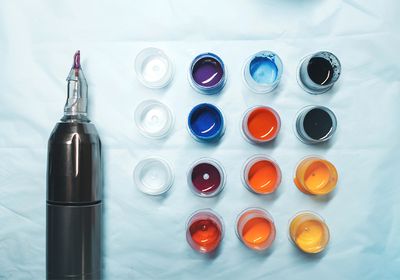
[0,0,399,279]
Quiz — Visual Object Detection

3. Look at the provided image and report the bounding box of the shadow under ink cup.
[242,155,281,195]
[289,211,330,254]
[295,105,337,144]
[188,158,225,197]
[188,53,226,94]
[297,51,341,94]
[243,51,283,93]
[294,156,338,195]
[186,209,224,254]
[188,103,225,142]
[242,106,281,144]
[236,208,276,251]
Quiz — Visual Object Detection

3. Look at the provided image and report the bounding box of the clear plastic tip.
[63,50,88,121]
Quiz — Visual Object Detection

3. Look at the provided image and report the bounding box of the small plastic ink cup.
[134,100,174,139]
[188,158,225,197]
[242,155,281,195]
[294,156,338,195]
[297,51,341,94]
[188,103,225,142]
[186,209,224,254]
[236,208,276,251]
[135,48,174,89]
[188,53,226,94]
[295,105,337,144]
[133,157,174,195]
[243,51,283,93]
[242,106,281,144]
[289,211,330,254]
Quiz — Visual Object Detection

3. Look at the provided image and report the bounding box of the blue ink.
[249,56,278,84]
[188,103,224,142]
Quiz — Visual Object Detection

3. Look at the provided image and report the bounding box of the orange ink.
[236,208,276,251]
[186,209,223,254]
[243,155,281,194]
[294,156,338,195]
[242,106,280,143]
[289,211,330,254]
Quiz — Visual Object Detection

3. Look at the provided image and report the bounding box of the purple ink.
[192,58,223,87]
[189,53,226,94]
[189,159,225,197]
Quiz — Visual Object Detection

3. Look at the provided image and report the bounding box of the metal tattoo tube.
[46,51,102,280]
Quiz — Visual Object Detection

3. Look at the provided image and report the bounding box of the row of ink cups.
[135,48,341,95]
[187,208,330,254]
[135,102,337,144]
[134,155,338,196]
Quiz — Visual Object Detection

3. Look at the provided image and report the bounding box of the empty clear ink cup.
[134,100,174,139]
[294,156,338,195]
[289,211,330,254]
[133,157,174,195]
[188,103,225,142]
[297,51,341,94]
[236,208,276,251]
[188,53,226,94]
[242,155,281,195]
[242,106,281,144]
[135,48,174,89]
[186,209,224,254]
[295,105,337,144]
[243,51,283,93]
[188,158,225,197]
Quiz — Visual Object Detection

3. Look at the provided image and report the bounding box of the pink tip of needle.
[73,50,81,69]
[73,50,80,76]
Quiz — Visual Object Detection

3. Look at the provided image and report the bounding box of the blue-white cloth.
[0,0,399,279]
